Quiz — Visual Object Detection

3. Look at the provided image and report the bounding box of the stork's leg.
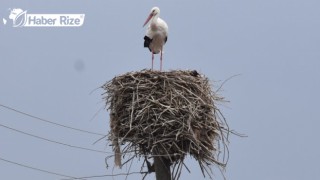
[160,49,163,71]
[152,51,154,70]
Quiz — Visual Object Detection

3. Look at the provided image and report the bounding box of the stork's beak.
[143,13,153,27]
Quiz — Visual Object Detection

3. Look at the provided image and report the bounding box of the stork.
[143,7,168,71]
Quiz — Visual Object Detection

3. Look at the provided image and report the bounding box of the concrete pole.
[153,155,171,180]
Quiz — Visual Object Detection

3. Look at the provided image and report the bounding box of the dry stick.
[124,156,135,180]
[182,161,190,173]
[176,161,184,180]
[130,91,135,130]
[173,160,182,180]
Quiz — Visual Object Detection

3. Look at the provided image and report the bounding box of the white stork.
[143,7,168,71]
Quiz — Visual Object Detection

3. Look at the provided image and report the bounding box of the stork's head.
[150,7,160,16]
[143,7,160,27]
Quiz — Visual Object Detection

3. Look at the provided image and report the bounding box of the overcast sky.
[1,0,320,179]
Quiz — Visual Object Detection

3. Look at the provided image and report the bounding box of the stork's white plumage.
[143,7,168,71]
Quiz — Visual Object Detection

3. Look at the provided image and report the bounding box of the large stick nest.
[102,69,230,179]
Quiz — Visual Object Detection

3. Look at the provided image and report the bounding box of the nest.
[102,69,229,179]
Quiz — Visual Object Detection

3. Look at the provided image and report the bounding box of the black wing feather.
[144,36,153,52]
[144,36,152,48]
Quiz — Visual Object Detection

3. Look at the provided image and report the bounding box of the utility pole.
[154,155,171,180]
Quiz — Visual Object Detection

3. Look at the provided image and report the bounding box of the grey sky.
[1,0,320,179]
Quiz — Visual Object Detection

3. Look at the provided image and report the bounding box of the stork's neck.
[151,14,159,24]
[150,16,159,31]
